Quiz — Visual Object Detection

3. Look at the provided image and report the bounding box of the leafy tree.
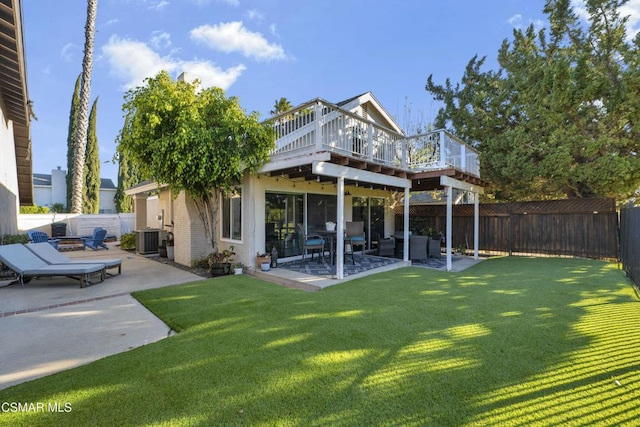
[71,0,97,213]
[426,0,640,200]
[66,74,81,211]
[83,98,100,213]
[118,71,274,253]
[270,97,292,115]
[114,123,139,213]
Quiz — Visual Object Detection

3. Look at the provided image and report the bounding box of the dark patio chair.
[429,233,442,258]
[409,235,429,261]
[375,233,395,257]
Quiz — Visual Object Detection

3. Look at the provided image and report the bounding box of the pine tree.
[425,0,640,200]
[66,74,81,211]
[83,98,100,213]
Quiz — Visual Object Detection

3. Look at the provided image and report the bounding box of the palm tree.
[71,0,98,213]
[270,97,292,115]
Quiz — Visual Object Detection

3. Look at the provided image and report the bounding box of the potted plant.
[207,246,235,277]
[233,262,245,275]
[256,252,271,271]
[166,238,174,261]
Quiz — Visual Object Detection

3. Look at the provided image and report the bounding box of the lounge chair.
[26,242,122,276]
[27,230,59,250]
[0,244,105,288]
[83,228,108,251]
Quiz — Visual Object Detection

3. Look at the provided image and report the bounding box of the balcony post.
[367,123,374,161]
[314,101,323,151]
[461,143,466,172]
[439,130,447,168]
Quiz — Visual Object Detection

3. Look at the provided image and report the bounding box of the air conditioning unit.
[135,229,160,254]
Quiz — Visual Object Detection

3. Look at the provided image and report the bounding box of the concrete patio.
[0,243,203,390]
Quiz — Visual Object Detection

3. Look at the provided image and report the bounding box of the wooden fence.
[620,204,640,286]
[395,198,618,260]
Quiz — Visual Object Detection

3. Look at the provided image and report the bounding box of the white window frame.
[221,187,243,243]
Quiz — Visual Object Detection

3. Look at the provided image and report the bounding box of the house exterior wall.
[133,173,397,269]
[173,191,211,266]
[33,185,52,208]
[51,168,66,206]
[224,173,396,269]
[32,169,117,212]
[0,97,19,236]
[99,188,117,213]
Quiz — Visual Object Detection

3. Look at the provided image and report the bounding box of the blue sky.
[23,0,640,186]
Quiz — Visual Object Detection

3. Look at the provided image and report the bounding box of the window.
[222,188,242,240]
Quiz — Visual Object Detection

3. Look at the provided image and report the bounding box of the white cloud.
[269,23,278,36]
[245,9,264,21]
[508,14,523,28]
[102,34,245,90]
[60,43,79,62]
[620,0,640,40]
[143,0,169,10]
[150,31,172,49]
[507,14,545,32]
[571,0,640,41]
[190,21,288,61]
[191,0,239,6]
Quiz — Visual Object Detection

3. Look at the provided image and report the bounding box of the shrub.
[19,205,50,214]
[119,232,136,250]
[1,234,29,245]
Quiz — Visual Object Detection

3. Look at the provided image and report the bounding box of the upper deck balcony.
[266,99,480,179]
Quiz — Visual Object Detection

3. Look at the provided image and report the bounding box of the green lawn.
[2,257,640,426]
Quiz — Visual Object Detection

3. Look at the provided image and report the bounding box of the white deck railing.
[268,100,480,177]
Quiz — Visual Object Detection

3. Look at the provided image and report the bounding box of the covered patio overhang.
[259,151,486,277]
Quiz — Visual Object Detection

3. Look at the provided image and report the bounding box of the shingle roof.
[100,178,116,189]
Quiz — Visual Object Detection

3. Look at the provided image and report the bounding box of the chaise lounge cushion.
[26,242,122,276]
[0,244,105,287]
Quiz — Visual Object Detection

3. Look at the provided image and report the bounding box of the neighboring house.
[127,92,486,276]
[0,0,32,236]
[33,168,117,213]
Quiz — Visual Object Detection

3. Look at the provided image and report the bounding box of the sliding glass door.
[265,193,304,257]
[352,197,385,249]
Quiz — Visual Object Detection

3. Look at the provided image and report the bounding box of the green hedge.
[1,234,29,245]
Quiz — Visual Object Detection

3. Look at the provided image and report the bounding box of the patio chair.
[26,242,122,276]
[409,235,429,261]
[27,230,59,250]
[83,228,108,251]
[296,223,325,263]
[0,244,105,288]
[346,221,366,262]
[429,233,442,258]
[375,233,395,257]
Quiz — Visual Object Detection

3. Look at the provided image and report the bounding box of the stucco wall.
[142,174,397,269]
[0,97,19,236]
